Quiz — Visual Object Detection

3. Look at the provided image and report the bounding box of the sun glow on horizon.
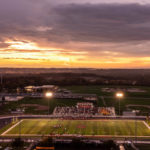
[1,40,150,68]
[5,40,65,51]
[1,40,81,65]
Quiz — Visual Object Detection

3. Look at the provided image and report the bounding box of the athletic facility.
[53,102,116,117]
[1,119,150,138]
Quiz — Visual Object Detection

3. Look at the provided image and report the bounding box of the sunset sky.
[0,0,150,68]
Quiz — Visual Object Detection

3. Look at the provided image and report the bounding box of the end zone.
[1,120,23,136]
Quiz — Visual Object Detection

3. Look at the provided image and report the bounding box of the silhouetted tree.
[11,138,24,150]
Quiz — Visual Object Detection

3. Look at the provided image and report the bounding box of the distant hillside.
[0,68,150,91]
[0,68,150,77]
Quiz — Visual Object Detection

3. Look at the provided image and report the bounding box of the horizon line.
[0,67,150,70]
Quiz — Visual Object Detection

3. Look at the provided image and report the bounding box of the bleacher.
[53,103,116,117]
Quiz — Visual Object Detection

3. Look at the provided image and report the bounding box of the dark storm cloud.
[0,0,50,39]
[52,3,150,42]
[0,1,150,43]
[1,1,150,58]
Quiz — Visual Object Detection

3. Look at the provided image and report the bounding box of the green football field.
[2,119,150,137]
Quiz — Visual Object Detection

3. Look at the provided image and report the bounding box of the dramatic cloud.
[0,0,150,68]
[52,3,150,42]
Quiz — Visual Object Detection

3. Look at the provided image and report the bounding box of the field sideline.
[1,119,150,137]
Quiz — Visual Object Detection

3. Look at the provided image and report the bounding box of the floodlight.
[45,92,53,98]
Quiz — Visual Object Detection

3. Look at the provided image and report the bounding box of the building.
[24,85,58,93]
[54,93,98,101]
[76,102,94,109]
[123,111,136,116]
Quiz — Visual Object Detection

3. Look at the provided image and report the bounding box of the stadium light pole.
[134,110,138,143]
[45,92,53,116]
[45,92,53,136]
[116,92,124,116]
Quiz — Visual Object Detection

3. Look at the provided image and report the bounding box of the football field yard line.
[143,121,150,130]
[1,119,23,135]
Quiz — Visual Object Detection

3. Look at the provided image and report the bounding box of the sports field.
[2,119,150,137]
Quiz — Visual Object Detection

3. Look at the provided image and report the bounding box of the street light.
[116,92,124,116]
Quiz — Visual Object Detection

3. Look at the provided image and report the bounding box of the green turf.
[3,119,150,137]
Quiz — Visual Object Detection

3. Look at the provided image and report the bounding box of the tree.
[11,138,24,150]
[37,137,54,147]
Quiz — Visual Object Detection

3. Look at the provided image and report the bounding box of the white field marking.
[143,121,150,130]
[1,120,23,136]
